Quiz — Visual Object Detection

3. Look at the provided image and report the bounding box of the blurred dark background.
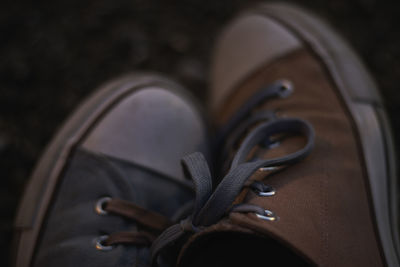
[0,0,399,266]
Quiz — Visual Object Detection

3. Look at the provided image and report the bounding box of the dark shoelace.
[94,197,174,250]
[150,80,315,266]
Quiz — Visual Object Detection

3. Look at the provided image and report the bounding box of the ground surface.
[1,0,399,266]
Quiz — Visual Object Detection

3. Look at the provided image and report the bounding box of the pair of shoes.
[13,3,399,267]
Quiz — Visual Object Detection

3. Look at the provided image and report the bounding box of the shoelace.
[94,197,174,250]
[150,80,315,266]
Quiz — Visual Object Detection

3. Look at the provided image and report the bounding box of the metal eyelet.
[258,166,278,172]
[95,235,114,251]
[268,141,281,149]
[255,186,276,197]
[95,197,112,215]
[255,209,277,221]
[277,79,294,98]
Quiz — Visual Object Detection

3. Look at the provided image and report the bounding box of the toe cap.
[211,13,302,110]
[81,86,209,181]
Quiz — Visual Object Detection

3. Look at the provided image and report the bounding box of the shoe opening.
[178,231,313,267]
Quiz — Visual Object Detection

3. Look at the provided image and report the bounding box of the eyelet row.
[250,181,278,221]
[94,197,114,251]
[247,79,293,222]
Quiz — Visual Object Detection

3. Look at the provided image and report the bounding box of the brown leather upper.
[179,49,384,266]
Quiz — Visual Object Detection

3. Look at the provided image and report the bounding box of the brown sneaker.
[151,3,399,267]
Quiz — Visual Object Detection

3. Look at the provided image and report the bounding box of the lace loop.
[195,118,313,226]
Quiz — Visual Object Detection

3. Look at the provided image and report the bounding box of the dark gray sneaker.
[12,74,209,267]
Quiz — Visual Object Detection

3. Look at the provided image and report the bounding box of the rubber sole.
[251,3,399,266]
[12,73,198,267]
